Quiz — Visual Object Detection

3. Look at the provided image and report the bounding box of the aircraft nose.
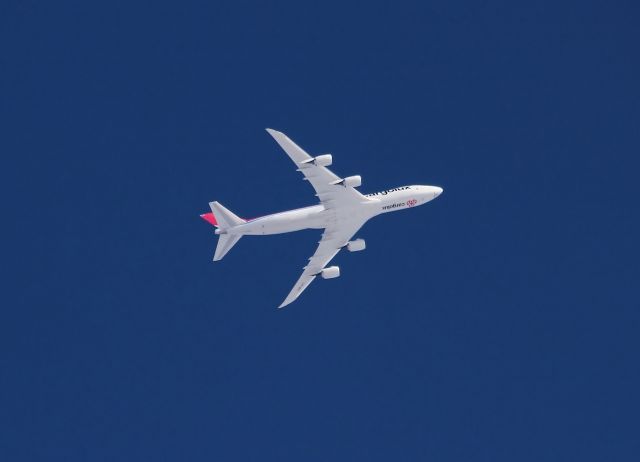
[421,186,443,203]
[427,186,443,199]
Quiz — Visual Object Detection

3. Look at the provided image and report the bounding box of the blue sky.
[1,1,639,460]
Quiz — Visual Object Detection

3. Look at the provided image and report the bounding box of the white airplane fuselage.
[203,128,445,308]
[218,185,443,236]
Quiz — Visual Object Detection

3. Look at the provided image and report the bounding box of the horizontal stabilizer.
[209,201,245,229]
[214,234,242,261]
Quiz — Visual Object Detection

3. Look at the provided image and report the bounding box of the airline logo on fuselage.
[382,202,406,210]
[365,186,411,197]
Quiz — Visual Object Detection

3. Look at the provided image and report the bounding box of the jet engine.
[302,154,332,166]
[346,238,366,252]
[331,175,362,188]
[320,266,340,279]
[314,154,332,166]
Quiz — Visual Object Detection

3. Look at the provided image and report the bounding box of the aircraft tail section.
[209,201,245,229]
[204,201,246,261]
[213,233,242,261]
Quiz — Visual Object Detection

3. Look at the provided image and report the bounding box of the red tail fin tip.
[200,212,218,227]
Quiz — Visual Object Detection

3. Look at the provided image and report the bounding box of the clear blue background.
[2,1,639,460]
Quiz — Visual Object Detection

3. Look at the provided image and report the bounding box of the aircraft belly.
[238,206,327,235]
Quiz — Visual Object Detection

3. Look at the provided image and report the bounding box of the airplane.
[201,129,444,308]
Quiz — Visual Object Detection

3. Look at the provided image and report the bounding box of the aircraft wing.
[278,218,366,308]
[266,128,367,208]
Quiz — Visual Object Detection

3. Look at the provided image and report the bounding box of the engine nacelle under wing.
[331,175,362,188]
[347,239,366,252]
[343,175,361,188]
[314,154,332,166]
[320,266,340,279]
[301,154,332,167]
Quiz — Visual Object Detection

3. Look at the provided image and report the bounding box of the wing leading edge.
[266,128,370,308]
[265,128,368,208]
[278,219,366,308]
